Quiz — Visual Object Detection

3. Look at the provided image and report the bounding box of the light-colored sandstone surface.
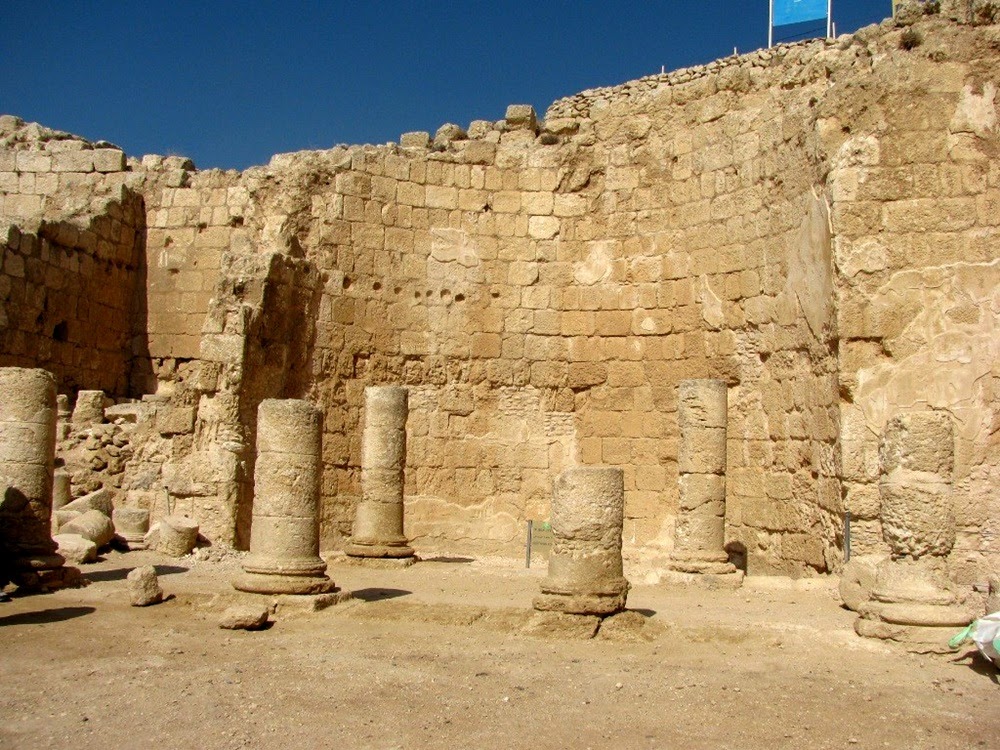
[0,549,997,748]
[0,10,997,584]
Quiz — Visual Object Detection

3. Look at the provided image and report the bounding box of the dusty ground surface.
[1,550,996,750]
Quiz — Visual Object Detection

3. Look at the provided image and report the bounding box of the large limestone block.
[59,509,114,548]
[63,487,113,517]
[53,534,97,565]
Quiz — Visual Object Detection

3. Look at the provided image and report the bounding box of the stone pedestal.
[856,412,976,649]
[113,507,150,549]
[346,386,414,562]
[0,367,63,577]
[533,467,629,616]
[667,379,738,578]
[71,390,106,428]
[234,399,334,595]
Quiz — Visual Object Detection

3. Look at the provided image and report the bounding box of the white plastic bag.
[950,611,1000,667]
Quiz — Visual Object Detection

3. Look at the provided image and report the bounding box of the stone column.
[346,386,414,561]
[0,367,63,575]
[667,379,737,576]
[533,467,629,616]
[71,390,106,428]
[234,399,334,595]
[856,412,975,645]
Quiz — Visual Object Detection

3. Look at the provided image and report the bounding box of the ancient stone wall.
[0,117,143,396]
[1,13,997,579]
[824,17,1000,582]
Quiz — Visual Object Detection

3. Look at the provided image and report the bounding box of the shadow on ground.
[0,606,96,627]
[84,565,190,583]
[421,556,475,564]
[351,588,412,602]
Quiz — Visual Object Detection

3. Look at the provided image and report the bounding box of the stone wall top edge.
[544,13,990,120]
[5,14,996,180]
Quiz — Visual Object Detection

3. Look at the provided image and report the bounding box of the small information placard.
[526,520,553,568]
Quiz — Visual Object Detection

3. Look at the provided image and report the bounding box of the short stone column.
[856,412,975,647]
[533,467,629,616]
[234,399,334,595]
[71,390,106,428]
[346,386,414,561]
[0,367,63,575]
[667,379,737,576]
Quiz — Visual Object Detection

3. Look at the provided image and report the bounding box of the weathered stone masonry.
[0,13,997,580]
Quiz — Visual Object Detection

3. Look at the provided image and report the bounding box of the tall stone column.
[856,412,976,647]
[0,368,63,576]
[533,467,629,616]
[667,379,737,576]
[234,399,334,595]
[346,386,414,561]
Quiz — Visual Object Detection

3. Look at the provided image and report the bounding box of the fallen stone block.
[53,533,97,565]
[60,509,115,548]
[126,565,163,606]
[218,605,269,631]
[63,487,113,517]
[157,515,199,557]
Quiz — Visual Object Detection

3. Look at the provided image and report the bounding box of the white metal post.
[827,0,833,38]
[768,0,774,48]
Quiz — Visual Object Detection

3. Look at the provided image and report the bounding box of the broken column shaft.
[346,386,414,561]
[0,367,63,575]
[668,379,736,575]
[856,412,974,642]
[234,399,334,595]
[533,466,629,615]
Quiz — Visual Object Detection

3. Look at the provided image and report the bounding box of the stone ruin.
[0,8,998,635]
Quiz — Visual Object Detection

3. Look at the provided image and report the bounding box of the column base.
[854,613,976,654]
[233,572,336,596]
[14,552,65,572]
[660,568,744,590]
[534,577,630,616]
[345,540,415,560]
[666,556,738,575]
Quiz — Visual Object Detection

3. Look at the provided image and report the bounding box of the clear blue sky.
[2,1,889,171]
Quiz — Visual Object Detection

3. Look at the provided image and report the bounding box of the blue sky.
[2,1,890,170]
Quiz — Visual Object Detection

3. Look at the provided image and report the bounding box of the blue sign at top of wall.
[773,0,828,26]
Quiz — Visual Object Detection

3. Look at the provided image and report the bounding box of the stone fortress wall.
[1,9,997,578]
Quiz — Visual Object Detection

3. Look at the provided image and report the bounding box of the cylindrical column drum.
[533,466,629,616]
[346,386,414,559]
[669,379,735,574]
[0,367,62,572]
[234,399,334,595]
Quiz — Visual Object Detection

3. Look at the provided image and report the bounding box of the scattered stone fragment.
[218,605,269,631]
[126,565,163,606]
[52,533,97,565]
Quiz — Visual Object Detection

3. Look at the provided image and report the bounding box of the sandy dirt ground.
[0,549,996,750]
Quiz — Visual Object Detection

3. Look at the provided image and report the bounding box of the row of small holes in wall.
[342,276,465,304]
